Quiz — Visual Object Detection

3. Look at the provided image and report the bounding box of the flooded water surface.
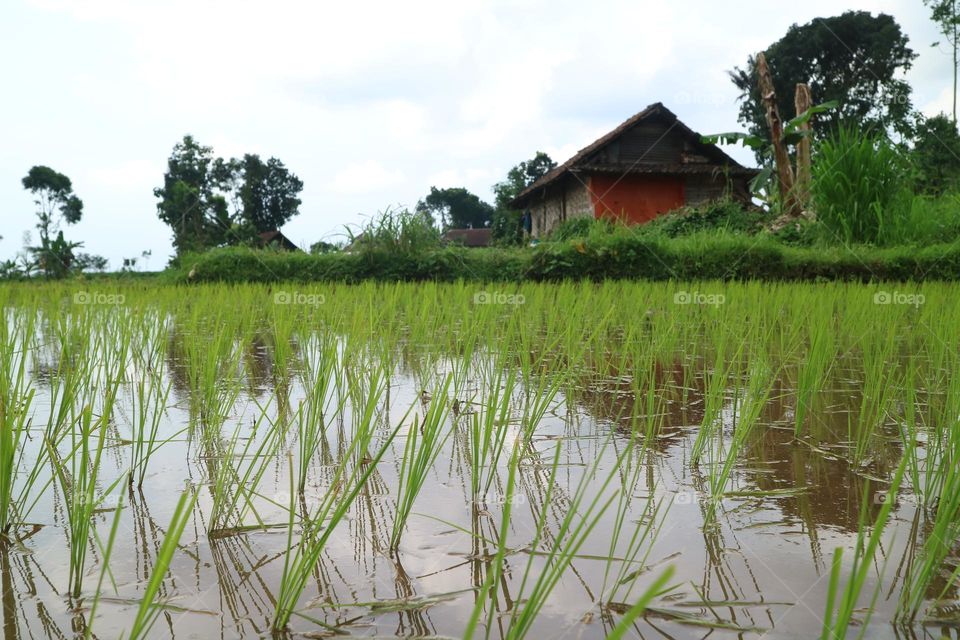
[1,281,958,639]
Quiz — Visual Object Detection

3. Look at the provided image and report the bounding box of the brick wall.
[529,178,593,238]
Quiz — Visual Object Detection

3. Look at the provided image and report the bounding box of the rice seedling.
[851,326,899,466]
[128,488,198,640]
[47,406,126,598]
[272,380,399,631]
[390,375,453,551]
[794,311,835,437]
[208,400,283,535]
[600,439,671,607]
[691,333,743,466]
[702,354,777,521]
[182,319,243,434]
[896,377,960,621]
[0,313,43,537]
[469,364,517,502]
[604,566,676,640]
[84,489,125,640]
[820,451,910,639]
[1,279,958,638]
[128,371,174,489]
[295,337,342,492]
[471,438,624,639]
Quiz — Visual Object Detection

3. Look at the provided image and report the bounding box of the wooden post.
[756,53,798,217]
[794,83,813,210]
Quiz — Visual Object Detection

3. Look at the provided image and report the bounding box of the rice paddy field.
[1,280,959,639]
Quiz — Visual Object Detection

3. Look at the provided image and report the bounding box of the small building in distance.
[257,230,300,251]
[441,228,493,248]
[511,103,758,238]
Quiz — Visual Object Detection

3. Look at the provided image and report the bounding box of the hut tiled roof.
[512,103,758,207]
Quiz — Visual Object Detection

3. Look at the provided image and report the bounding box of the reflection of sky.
[5,312,939,639]
[1,0,950,267]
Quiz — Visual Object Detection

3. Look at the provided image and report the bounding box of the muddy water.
[2,329,952,639]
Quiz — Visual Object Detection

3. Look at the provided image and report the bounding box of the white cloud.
[329,161,405,194]
[3,0,954,264]
[85,159,161,191]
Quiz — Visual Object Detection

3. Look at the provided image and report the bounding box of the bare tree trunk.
[794,83,813,210]
[756,53,799,217]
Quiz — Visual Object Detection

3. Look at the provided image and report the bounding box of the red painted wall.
[588,175,685,224]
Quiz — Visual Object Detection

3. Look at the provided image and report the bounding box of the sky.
[0,0,953,268]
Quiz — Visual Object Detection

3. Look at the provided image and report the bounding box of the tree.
[913,114,960,194]
[491,152,557,243]
[156,138,305,255]
[234,154,303,233]
[75,253,109,273]
[925,0,960,122]
[309,240,340,254]
[22,166,83,244]
[21,166,85,278]
[415,187,494,230]
[154,136,228,255]
[730,12,917,150]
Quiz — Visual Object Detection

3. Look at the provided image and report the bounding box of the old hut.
[511,103,758,237]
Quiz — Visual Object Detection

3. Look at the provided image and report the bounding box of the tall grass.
[812,125,912,245]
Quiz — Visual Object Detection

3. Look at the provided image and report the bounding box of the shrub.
[812,125,913,245]
[547,217,611,241]
[175,235,960,284]
[346,207,441,254]
[642,199,769,237]
[912,114,960,196]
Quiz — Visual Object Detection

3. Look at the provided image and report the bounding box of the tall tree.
[730,11,917,149]
[913,114,960,194]
[925,0,960,122]
[234,154,304,233]
[21,166,84,278]
[22,166,83,244]
[154,135,228,255]
[491,152,556,242]
[415,187,494,230]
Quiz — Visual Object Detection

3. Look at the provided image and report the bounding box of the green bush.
[347,207,441,254]
[174,232,960,285]
[912,114,960,196]
[642,199,770,238]
[812,125,913,245]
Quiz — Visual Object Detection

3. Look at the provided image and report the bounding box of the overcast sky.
[0,0,952,268]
